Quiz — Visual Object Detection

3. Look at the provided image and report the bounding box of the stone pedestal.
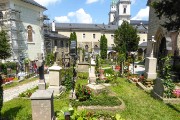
[77,62,89,72]
[145,57,157,80]
[48,65,65,95]
[89,59,96,84]
[38,79,46,90]
[30,90,54,120]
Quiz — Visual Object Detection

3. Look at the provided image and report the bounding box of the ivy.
[160,55,175,98]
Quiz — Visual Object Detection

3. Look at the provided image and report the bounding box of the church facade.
[0,0,46,62]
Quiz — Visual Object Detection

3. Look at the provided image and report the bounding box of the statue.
[36,53,45,90]
[150,36,156,58]
[53,46,58,65]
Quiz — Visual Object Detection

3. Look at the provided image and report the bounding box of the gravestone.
[145,36,157,79]
[152,78,164,98]
[30,53,54,120]
[88,58,96,84]
[48,65,65,95]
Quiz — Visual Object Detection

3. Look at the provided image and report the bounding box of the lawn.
[1,77,180,120]
[110,78,180,120]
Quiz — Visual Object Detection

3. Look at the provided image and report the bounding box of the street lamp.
[131,52,136,75]
[70,40,77,98]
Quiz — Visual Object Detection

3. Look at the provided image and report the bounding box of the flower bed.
[173,89,180,98]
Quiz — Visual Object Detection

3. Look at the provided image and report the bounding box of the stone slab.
[30,90,54,120]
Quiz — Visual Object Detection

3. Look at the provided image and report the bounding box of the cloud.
[86,0,99,4]
[131,7,149,20]
[55,16,70,23]
[34,0,61,6]
[54,8,93,23]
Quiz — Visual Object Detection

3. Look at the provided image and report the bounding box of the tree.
[69,32,77,55]
[114,21,139,54]
[152,0,180,31]
[100,34,107,59]
[0,74,2,118]
[0,30,11,60]
[114,21,139,75]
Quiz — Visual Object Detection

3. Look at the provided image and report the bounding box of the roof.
[139,42,147,47]
[21,0,47,10]
[55,23,118,31]
[45,31,69,39]
[130,20,149,25]
[54,20,148,32]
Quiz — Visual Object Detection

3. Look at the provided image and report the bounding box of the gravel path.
[3,74,49,102]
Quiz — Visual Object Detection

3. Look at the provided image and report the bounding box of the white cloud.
[34,0,61,6]
[54,8,93,23]
[86,0,99,4]
[131,7,149,20]
[55,16,70,23]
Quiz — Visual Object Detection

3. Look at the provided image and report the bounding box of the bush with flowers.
[172,89,180,98]
[75,84,92,101]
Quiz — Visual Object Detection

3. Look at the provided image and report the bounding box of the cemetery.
[0,46,180,120]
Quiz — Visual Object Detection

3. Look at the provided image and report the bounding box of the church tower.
[116,0,131,26]
[108,0,117,25]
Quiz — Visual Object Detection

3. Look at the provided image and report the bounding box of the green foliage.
[75,84,92,101]
[45,52,54,66]
[77,72,88,79]
[0,30,11,60]
[114,21,139,53]
[18,86,38,98]
[3,62,17,70]
[0,63,7,75]
[0,75,3,117]
[69,32,77,54]
[100,35,108,59]
[24,58,30,64]
[151,0,180,31]
[159,55,175,98]
[61,73,73,91]
[72,90,121,107]
[95,54,100,74]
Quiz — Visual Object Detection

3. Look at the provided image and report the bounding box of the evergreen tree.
[0,30,11,60]
[100,34,107,59]
[152,0,180,31]
[69,32,77,55]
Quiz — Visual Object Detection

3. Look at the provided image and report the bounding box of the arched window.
[85,45,88,52]
[123,8,126,14]
[27,25,33,42]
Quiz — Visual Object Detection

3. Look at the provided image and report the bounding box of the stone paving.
[3,74,49,102]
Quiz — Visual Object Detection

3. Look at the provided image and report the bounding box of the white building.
[0,0,47,62]
[53,0,148,58]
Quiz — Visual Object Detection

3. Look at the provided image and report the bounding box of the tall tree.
[69,32,77,55]
[152,0,180,31]
[114,21,139,75]
[100,34,107,59]
[114,21,139,55]
[0,30,11,60]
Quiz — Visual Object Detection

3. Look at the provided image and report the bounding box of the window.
[143,39,145,41]
[123,8,126,14]
[111,35,114,39]
[27,25,33,42]
[60,41,64,47]
[83,33,85,38]
[54,40,57,46]
[85,45,88,52]
[93,34,96,39]
[66,42,68,47]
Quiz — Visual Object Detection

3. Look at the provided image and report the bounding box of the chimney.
[52,20,55,32]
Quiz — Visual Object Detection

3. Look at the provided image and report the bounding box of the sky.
[34,0,149,24]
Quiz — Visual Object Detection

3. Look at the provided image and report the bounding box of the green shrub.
[18,86,38,98]
[61,73,73,91]
[77,72,88,79]
[75,84,92,101]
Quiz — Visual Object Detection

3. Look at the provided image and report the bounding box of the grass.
[1,77,180,120]
[110,78,180,120]
[3,76,38,90]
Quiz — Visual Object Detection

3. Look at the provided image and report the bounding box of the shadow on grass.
[1,106,22,120]
[166,103,180,113]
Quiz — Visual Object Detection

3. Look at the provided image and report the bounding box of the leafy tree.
[0,30,11,60]
[151,0,180,31]
[100,34,107,59]
[114,21,139,75]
